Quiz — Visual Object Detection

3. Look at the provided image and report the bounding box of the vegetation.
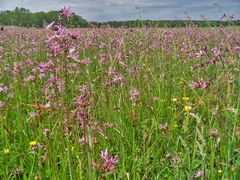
[0,7,240,179]
[0,7,239,28]
[101,19,240,28]
[0,7,88,28]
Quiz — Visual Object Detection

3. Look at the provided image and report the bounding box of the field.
[0,25,240,179]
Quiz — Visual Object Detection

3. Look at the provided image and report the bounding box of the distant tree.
[0,7,89,28]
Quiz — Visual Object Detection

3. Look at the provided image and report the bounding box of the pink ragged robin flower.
[192,78,209,89]
[93,149,119,173]
[212,47,220,62]
[194,170,205,178]
[129,89,140,106]
[100,149,119,172]
[196,50,205,59]
[210,129,219,140]
[227,14,234,21]
[159,123,168,135]
[60,7,73,18]
[129,89,140,97]
[0,101,6,107]
[165,152,172,158]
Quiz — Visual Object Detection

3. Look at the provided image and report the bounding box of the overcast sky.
[0,0,239,22]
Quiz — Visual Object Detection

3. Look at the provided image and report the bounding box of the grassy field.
[0,24,239,179]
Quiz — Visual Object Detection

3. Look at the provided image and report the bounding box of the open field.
[0,25,240,179]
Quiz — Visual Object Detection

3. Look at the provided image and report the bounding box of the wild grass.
[0,26,240,179]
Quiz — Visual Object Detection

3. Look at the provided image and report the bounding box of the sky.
[0,0,239,22]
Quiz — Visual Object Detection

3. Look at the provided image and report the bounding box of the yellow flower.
[161,99,166,102]
[218,169,222,174]
[29,141,37,146]
[3,148,10,154]
[182,96,190,101]
[184,105,192,112]
[172,98,177,102]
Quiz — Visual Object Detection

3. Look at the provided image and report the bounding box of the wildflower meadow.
[0,7,240,179]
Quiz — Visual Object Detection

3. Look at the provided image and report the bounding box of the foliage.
[0,7,240,179]
[0,7,88,28]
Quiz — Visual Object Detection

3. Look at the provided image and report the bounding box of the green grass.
[0,27,240,179]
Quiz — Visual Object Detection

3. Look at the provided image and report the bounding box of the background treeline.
[0,7,89,28]
[0,7,239,28]
[94,19,240,28]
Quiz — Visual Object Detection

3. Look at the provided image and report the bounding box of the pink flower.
[159,123,168,135]
[196,50,205,59]
[24,75,35,82]
[227,14,234,21]
[165,152,172,158]
[117,52,124,60]
[192,78,209,89]
[212,47,220,62]
[92,149,119,173]
[44,102,51,109]
[221,14,234,21]
[29,112,37,118]
[0,101,6,107]
[235,46,240,54]
[194,170,205,178]
[60,7,73,18]
[100,149,109,161]
[79,137,86,144]
[129,89,140,97]
[210,129,219,140]
[81,58,91,65]
[50,42,61,57]
[129,89,140,106]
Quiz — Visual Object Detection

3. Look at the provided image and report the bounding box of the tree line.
[0,7,239,28]
[0,7,89,28]
[96,19,240,28]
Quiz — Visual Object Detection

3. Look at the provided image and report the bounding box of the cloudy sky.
[0,0,239,22]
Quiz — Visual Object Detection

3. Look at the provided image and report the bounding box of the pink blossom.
[79,137,86,144]
[196,50,205,59]
[81,58,91,65]
[212,47,220,62]
[60,7,73,18]
[117,52,124,60]
[99,149,119,172]
[192,78,209,89]
[159,123,168,135]
[24,75,35,82]
[29,112,37,118]
[44,102,51,109]
[194,170,205,178]
[50,42,61,57]
[227,14,234,21]
[129,89,140,106]
[129,89,140,97]
[0,84,8,93]
[0,101,6,107]
[165,152,172,158]
[210,129,219,140]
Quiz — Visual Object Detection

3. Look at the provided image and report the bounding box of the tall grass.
[0,25,239,179]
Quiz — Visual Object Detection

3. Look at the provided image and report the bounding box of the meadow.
[0,16,240,179]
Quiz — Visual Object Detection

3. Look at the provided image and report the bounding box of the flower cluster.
[92,149,119,173]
